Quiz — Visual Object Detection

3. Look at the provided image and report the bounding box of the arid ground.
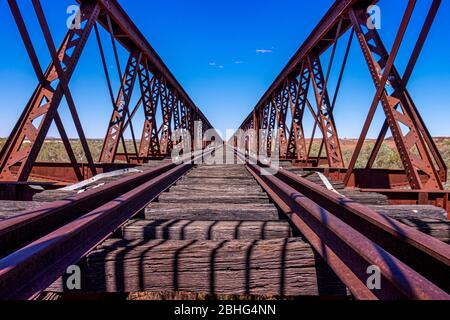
[1,138,449,187]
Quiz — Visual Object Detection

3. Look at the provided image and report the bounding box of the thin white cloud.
[234,61,244,65]
[256,49,273,54]
[209,62,224,69]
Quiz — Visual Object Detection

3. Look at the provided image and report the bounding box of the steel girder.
[137,65,161,158]
[308,55,345,168]
[1,0,213,183]
[345,6,444,190]
[0,2,100,182]
[159,79,172,155]
[275,81,290,158]
[100,52,142,163]
[236,0,446,192]
[286,62,310,161]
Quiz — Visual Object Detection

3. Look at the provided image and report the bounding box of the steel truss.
[0,0,213,183]
[235,0,448,210]
[237,1,446,188]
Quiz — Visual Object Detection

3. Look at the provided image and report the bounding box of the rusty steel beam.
[365,0,446,183]
[0,2,100,182]
[138,65,161,158]
[0,161,177,258]
[1,0,214,183]
[236,0,445,193]
[274,167,450,292]
[344,3,443,190]
[308,55,344,167]
[275,82,290,157]
[238,0,376,129]
[231,147,449,299]
[100,52,142,163]
[238,149,450,299]
[79,0,213,130]
[286,63,310,161]
[0,164,192,300]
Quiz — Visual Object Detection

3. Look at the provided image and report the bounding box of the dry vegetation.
[0,138,133,163]
[1,137,449,187]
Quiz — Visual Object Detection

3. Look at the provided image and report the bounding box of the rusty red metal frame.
[232,148,450,299]
[0,163,192,300]
[0,1,100,183]
[235,0,447,195]
[0,161,177,258]
[0,0,213,184]
[247,163,449,299]
[0,148,213,300]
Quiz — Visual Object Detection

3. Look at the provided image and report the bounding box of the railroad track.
[0,146,449,300]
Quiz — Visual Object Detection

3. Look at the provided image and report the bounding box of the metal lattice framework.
[236,0,447,195]
[0,0,213,183]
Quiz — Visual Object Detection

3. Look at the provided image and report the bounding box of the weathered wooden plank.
[370,205,450,244]
[177,178,257,186]
[340,191,388,206]
[0,201,46,220]
[122,220,292,241]
[158,193,270,204]
[49,238,347,297]
[395,218,450,244]
[170,185,264,193]
[371,205,447,221]
[146,203,280,221]
[33,190,77,202]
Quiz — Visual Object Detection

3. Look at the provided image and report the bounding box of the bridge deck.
[0,150,448,300]
[35,158,448,298]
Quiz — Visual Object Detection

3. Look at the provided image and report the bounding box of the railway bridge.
[0,0,449,300]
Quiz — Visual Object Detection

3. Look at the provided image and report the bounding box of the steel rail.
[0,161,176,258]
[0,147,215,299]
[275,168,450,291]
[0,164,192,300]
[233,149,449,299]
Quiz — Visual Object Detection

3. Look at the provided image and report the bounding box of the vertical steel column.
[276,82,290,158]
[138,63,161,158]
[259,102,270,155]
[308,55,344,168]
[347,7,442,190]
[266,96,278,156]
[159,80,173,155]
[100,52,142,163]
[172,94,181,131]
[180,100,189,132]
[287,62,311,161]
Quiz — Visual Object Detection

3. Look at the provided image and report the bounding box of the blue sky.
[0,0,449,140]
